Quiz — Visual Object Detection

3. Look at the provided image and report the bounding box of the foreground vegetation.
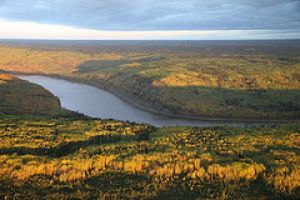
[0,116,299,199]
[0,40,299,119]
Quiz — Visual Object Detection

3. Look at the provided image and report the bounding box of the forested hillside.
[0,41,299,119]
[0,73,299,199]
[0,74,70,116]
[0,117,299,199]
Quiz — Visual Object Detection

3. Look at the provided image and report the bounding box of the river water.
[17,75,274,127]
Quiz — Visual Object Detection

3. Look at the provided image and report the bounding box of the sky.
[0,0,299,40]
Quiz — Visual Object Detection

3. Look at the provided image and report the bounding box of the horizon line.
[1,38,300,41]
[0,19,299,40]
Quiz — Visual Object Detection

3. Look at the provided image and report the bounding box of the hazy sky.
[0,0,299,40]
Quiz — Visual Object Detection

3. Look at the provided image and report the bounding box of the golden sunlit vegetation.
[0,116,299,199]
[0,40,299,119]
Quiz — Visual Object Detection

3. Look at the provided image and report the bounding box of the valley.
[1,40,299,120]
[0,73,299,199]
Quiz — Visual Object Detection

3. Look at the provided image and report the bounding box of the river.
[17,75,276,127]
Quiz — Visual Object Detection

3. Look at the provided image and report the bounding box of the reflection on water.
[18,75,274,127]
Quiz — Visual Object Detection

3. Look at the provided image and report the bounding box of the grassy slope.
[0,41,299,119]
[0,73,299,199]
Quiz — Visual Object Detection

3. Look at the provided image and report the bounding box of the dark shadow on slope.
[1,171,298,200]
[0,126,152,157]
[77,60,129,73]
[0,73,66,116]
[0,134,132,157]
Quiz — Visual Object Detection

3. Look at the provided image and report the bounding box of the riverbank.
[10,71,299,124]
